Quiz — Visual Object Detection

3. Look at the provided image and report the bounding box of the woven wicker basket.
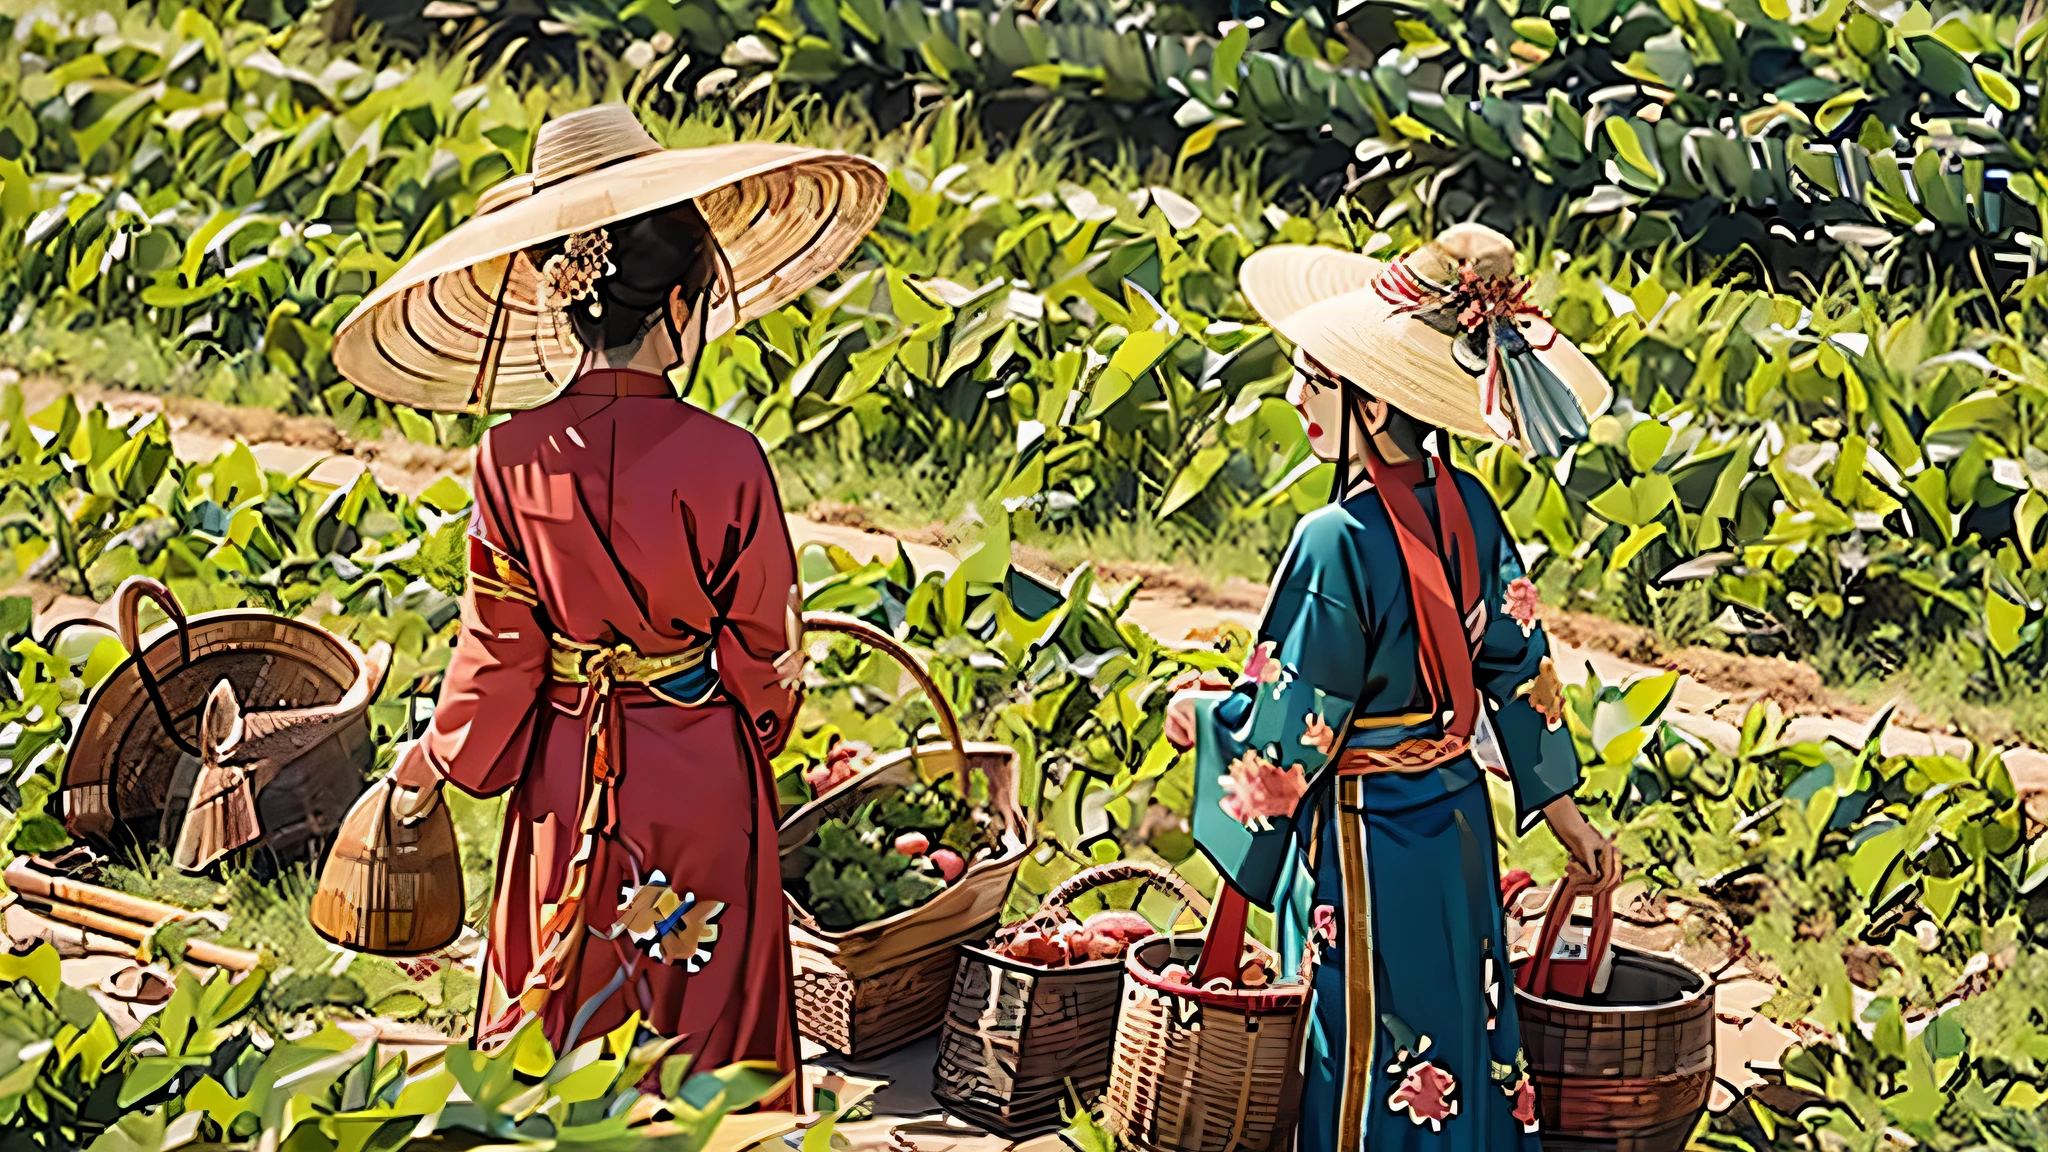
[933,861,1209,1137]
[1513,875,1715,1152]
[778,614,1030,1061]
[309,774,466,956]
[1104,886,1311,1152]
[58,577,385,868]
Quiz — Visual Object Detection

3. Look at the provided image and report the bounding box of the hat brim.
[1239,245,1612,444]
[332,143,887,413]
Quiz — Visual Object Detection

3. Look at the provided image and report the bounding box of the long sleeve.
[413,434,550,797]
[1190,511,1369,908]
[706,442,803,759]
[1466,476,1580,831]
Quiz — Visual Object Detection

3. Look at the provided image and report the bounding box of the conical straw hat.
[1238,226,1611,445]
[332,104,888,413]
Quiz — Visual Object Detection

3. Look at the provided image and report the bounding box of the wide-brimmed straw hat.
[332,104,888,413]
[1240,225,1611,453]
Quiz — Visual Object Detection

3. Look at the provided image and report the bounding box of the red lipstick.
[1307,421,1324,439]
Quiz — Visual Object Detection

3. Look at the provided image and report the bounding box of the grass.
[776,443,1291,584]
[94,785,508,1036]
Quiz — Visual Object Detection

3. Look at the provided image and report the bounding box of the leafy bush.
[694,0,2047,280]
[0,943,785,1149]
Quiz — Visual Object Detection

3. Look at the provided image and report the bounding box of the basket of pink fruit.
[933,861,1209,1137]
[777,614,1031,1060]
[1105,886,1315,1152]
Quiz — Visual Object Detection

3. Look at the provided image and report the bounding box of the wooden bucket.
[777,613,1031,1061]
[1512,874,1716,1152]
[1104,887,1312,1152]
[58,577,387,869]
[933,861,1208,1137]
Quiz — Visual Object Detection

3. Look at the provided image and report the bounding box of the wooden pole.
[6,860,201,926]
[4,861,261,972]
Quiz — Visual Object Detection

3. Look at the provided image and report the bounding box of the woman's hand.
[390,741,439,791]
[1541,795,1622,892]
[388,741,445,822]
[773,647,810,692]
[1163,670,1232,750]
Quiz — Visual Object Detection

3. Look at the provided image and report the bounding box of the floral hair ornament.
[1373,239,1590,457]
[537,227,615,314]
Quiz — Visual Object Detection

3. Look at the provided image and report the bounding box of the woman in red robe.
[331,104,887,1105]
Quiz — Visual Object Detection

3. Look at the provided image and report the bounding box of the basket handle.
[106,577,201,759]
[116,576,191,662]
[1192,881,1253,987]
[1041,860,1211,920]
[801,612,969,803]
[1516,868,1613,999]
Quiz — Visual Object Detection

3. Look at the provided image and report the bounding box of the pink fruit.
[803,760,856,795]
[894,832,930,856]
[1081,910,1153,946]
[1001,928,1069,966]
[930,848,966,883]
[1063,928,1109,962]
[1159,965,1192,987]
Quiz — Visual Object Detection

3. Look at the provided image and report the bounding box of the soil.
[1541,609,1840,717]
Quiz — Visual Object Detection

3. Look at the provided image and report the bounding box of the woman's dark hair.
[1330,381,1436,505]
[556,202,719,352]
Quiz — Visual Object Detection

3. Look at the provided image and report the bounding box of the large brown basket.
[778,614,1030,1061]
[58,577,386,867]
[1104,905,1312,1152]
[1512,875,1716,1152]
[933,861,1209,1137]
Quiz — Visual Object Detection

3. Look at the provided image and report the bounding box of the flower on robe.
[1313,904,1338,944]
[1218,750,1308,830]
[1240,641,1283,685]
[1520,658,1566,731]
[1387,1057,1460,1131]
[1503,577,1540,637]
[615,872,727,971]
[1504,1077,1540,1133]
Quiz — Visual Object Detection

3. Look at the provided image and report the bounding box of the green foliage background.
[0,0,2046,1144]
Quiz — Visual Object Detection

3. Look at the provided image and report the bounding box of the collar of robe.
[565,368,677,398]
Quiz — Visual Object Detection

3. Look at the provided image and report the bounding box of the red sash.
[1364,450,1480,741]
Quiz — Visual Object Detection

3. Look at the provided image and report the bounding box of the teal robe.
[1191,467,1580,1151]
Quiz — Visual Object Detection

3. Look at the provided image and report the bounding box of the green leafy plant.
[800,783,984,929]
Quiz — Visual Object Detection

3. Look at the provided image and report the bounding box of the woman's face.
[1286,360,1348,463]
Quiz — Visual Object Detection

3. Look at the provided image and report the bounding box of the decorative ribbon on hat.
[537,228,614,313]
[1374,258,1590,457]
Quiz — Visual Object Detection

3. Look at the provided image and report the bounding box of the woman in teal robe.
[1165,226,1621,1151]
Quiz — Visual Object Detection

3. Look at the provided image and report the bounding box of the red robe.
[403,367,802,1106]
